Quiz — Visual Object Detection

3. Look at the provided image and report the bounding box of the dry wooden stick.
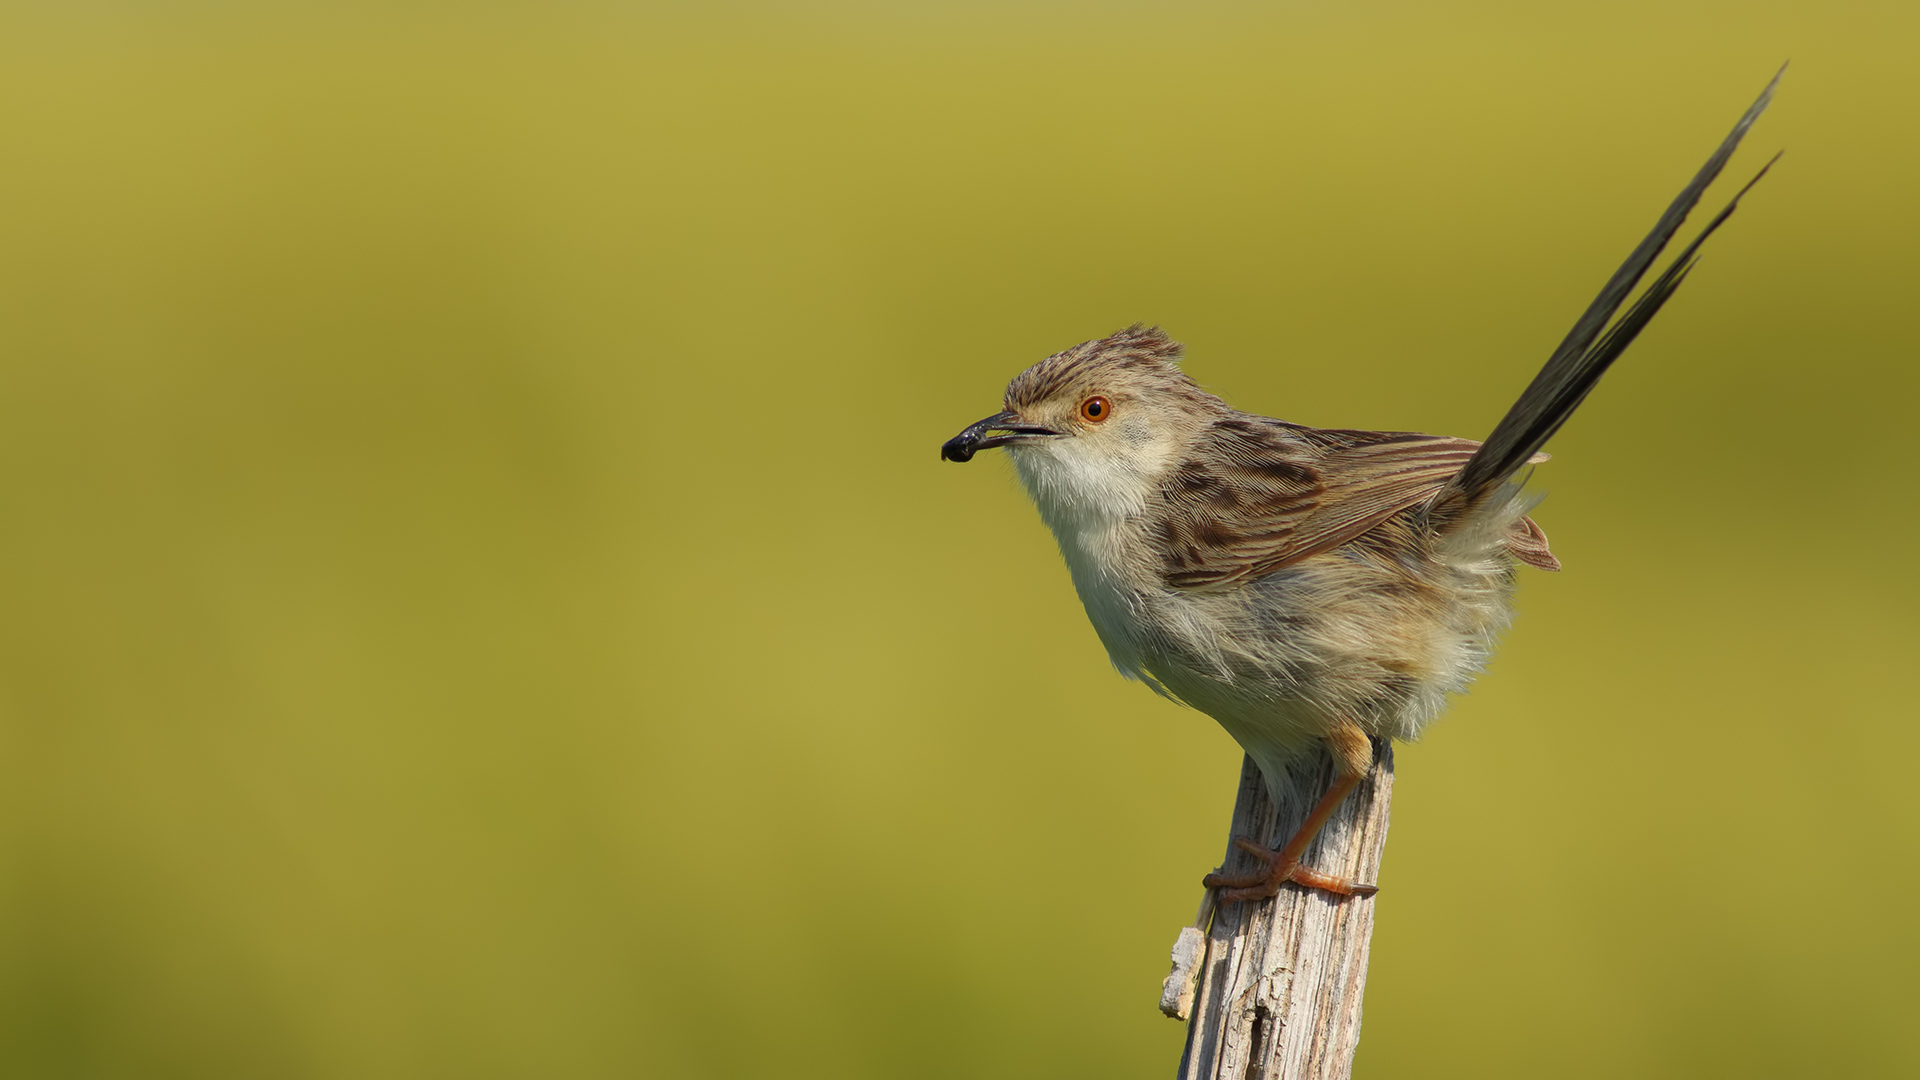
[1163,745,1395,1080]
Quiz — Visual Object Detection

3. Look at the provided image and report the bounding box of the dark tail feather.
[1441,66,1784,508]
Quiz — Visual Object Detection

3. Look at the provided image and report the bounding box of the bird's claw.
[1203,836,1377,902]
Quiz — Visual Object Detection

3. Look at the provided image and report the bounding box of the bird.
[939,73,1779,902]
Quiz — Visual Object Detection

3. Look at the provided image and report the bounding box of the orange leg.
[1203,726,1378,902]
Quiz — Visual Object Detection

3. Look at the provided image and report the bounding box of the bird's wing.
[1156,419,1485,589]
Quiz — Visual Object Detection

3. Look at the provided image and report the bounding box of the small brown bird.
[941,74,1779,902]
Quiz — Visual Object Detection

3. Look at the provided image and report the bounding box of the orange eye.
[1080,396,1111,423]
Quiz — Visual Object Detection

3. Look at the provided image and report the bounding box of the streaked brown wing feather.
[1156,420,1486,589]
[1504,513,1561,571]
[1156,419,1324,589]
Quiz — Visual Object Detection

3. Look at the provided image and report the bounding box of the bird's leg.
[1203,724,1378,902]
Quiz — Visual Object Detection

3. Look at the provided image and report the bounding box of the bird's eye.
[1080,396,1111,423]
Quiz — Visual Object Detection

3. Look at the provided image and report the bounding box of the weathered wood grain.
[1167,745,1394,1079]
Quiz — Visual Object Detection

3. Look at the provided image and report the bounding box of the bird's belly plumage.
[1071,509,1523,776]
[1136,541,1521,791]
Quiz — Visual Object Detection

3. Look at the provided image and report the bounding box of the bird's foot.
[1202,836,1378,902]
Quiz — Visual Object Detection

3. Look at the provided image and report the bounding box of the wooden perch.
[1163,745,1395,1080]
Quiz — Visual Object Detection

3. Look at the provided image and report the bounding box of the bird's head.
[941,325,1222,477]
[941,326,1229,529]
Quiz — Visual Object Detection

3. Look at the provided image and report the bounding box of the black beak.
[941,411,1060,462]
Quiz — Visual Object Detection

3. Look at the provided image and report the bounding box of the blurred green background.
[2,2,1914,1077]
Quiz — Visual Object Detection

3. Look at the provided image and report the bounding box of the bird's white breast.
[1008,440,1161,684]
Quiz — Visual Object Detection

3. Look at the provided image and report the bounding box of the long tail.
[1440,67,1783,509]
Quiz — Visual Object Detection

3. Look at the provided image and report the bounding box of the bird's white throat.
[1008,440,1162,683]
